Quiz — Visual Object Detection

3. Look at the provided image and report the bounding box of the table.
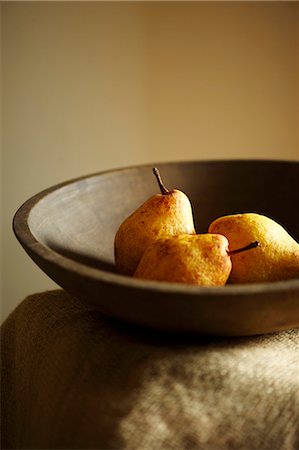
[1,290,299,449]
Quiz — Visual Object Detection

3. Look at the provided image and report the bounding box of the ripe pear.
[208,213,299,283]
[134,233,258,286]
[114,168,196,275]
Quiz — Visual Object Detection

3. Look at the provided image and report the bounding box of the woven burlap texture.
[1,289,299,450]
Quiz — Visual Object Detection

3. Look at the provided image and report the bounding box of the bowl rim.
[13,158,299,296]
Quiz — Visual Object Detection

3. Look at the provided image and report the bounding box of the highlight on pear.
[114,168,299,286]
[208,213,299,283]
[134,234,258,286]
[114,168,196,276]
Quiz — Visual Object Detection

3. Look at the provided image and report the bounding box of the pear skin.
[208,213,299,283]
[134,234,232,286]
[115,169,196,275]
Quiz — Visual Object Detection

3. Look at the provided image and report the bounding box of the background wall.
[2,1,299,321]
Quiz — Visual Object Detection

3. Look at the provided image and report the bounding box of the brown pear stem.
[153,168,170,195]
[228,241,259,256]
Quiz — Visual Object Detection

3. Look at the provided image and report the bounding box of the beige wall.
[2,1,299,321]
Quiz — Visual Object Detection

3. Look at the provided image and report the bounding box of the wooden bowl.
[13,160,299,336]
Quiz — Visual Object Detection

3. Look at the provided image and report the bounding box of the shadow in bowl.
[48,241,117,273]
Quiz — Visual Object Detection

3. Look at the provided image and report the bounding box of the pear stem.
[228,241,259,256]
[153,168,170,195]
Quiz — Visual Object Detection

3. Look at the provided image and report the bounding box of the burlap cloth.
[1,290,299,450]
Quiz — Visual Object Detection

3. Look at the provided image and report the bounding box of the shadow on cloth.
[1,290,298,449]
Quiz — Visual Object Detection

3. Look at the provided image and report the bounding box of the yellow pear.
[208,213,299,283]
[134,233,258,286]
[114,168,196,275]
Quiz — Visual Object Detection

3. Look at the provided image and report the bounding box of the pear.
[134,233,258,286]
[114,168,196,275]
[208,213,299,283]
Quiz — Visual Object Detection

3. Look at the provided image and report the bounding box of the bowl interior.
[28,160,299,273]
